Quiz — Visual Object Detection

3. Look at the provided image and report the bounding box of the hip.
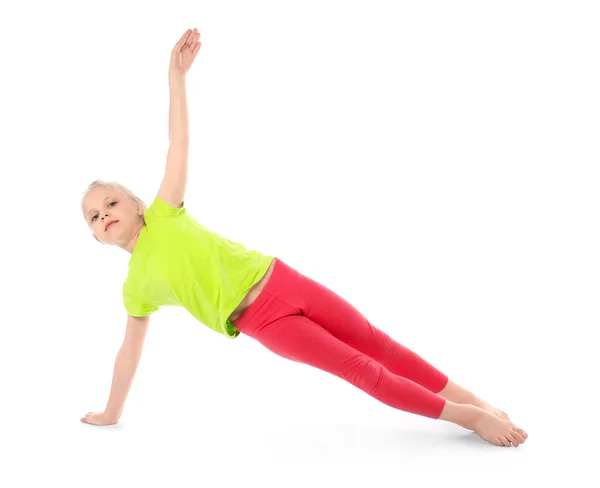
[228,257,276,322]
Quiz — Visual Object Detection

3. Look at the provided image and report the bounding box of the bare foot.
[478,400,510,421]
[463,406,528,447]
[437,380,511,421]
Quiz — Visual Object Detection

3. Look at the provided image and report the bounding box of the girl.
[80,28,528,448]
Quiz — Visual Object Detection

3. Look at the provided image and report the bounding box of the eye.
[91,201,117,222]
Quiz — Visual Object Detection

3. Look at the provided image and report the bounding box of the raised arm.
[158,28,201,209]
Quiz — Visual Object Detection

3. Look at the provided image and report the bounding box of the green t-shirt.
[122,196,274,339]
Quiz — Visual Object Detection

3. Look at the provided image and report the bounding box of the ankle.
[438,379,480,406]
[438,401,479,428]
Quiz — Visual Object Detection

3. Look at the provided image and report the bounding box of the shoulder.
[145,195,187,220]
[155,190,184,209]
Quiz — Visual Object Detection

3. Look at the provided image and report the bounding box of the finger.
[181,29,193,45]
[193,33,201,48]
[192,40,201,57]
[186,28,198,47]
[174,29,192,51]
[183,29,196,49]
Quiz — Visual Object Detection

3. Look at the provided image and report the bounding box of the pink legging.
[231,258,449,419]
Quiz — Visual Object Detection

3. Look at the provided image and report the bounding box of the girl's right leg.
[280,263,514,421]
[267,260,512,419]
[237,309,527,446]
[238,308,448,419]
[264,259,450,395]
[232,258,528,445]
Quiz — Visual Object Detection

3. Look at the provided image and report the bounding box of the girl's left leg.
[233,258,518,435]
[237,309,448,419]
[270,260,449,394]
[277,261,510,420]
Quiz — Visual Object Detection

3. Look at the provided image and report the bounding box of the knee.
[341,355,384,394]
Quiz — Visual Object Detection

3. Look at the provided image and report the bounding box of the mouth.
[105,220,118,231]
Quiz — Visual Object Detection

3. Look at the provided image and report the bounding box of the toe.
[512,430,525,444]
[499,436,510,447]
[508,433,520,446]
[512,429,525,444]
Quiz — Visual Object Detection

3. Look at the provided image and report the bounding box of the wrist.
[168,69,186,83]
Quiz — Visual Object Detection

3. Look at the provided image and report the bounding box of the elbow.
[169,134,189,145]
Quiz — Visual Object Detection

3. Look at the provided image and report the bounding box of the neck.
[123,223,145,254]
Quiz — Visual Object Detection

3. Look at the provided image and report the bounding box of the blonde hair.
[81,179,147,222]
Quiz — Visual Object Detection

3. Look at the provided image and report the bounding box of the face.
[82,186,144,246]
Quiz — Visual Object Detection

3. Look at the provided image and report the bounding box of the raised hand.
[170,28,201,78]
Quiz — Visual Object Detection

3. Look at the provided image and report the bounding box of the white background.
[1,0,598,486]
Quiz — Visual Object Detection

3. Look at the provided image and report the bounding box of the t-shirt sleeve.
[144,196,186,221]
[123,292,160,317]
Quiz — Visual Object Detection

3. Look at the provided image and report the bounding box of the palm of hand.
[170,28,201,76]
